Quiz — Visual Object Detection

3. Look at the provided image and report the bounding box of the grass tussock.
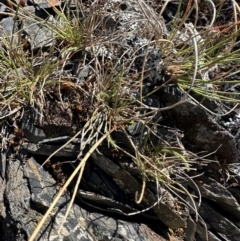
[1,0,240,239]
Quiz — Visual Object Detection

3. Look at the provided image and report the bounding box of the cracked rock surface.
[1,157,168,241]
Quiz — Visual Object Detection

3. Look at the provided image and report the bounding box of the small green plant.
[161,0,240,114]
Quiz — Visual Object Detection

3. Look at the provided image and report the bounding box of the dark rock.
[0,17,16,37]
[0,151,7,178]
[22,142,79,157]
[199,201,240,241]
[189,176,240,220]
[21,16,56,51]
[91,151,187,229]
[35,101,75,138]
[21,112,46,143]
[32,0,61,8]
[143,95,163,121]
[1,156,169,240]
[196,223,222,241]
[0,175,6,219]
[185,216,197,241]
[160,88,238,163]
[4,157,36,240]
[128,121,146,136]
[18,5,35,15]
[72,63,92,80]
[229,187,240,204]
[0,146,13,179]
[189,90,230,116]
[82,161,126,202]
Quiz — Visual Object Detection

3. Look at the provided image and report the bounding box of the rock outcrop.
[0,1,240,241]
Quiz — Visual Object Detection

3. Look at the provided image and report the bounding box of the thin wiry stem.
[232,0,239,33]
[159,0,172,16]
[193,0,199,28]
[166,183,199,222]
[135,178,146,204]
[206,0,216,28]
[186,93,239,117]
[29,126,116,241]
[184,23,198,95]
[59,160,86,233]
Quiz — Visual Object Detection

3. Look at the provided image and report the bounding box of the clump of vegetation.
[1,0,240,240]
